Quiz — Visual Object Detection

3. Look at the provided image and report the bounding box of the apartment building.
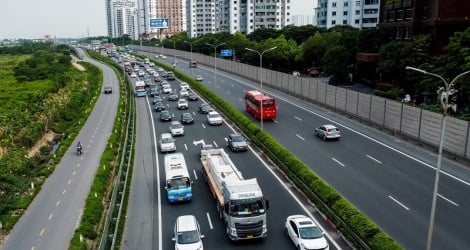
[156,0,187,36]
[136,0,159,38]
[377,0,470,55]
[316,0,380,29]
[187,0,291,37]
[106,0,139,40]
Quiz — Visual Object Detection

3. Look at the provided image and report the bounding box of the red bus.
[245,90,277,120]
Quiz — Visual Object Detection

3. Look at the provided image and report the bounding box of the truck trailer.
[200,147,269,241]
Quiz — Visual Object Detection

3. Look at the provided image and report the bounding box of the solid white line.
[145,96,163,250]
[388,195,410,210]
[206,213,214,229]
[332,158,345,167]
[217,70,470,187]
[294,116,302,121]
[193,170,198,180]
[366,154,382,164]
[438,193,459,206]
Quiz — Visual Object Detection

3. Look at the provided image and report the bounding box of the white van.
[159,133,176,153]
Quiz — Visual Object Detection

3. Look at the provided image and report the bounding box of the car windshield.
[161,137,175,143]
[231,135,244,142]
[209,113,220,118]
[167,177,190,190]
[171,123,183,129]
[229,199,265,217]
[183,114,191,119]
[299,226,323,239]
[177,230,200,244]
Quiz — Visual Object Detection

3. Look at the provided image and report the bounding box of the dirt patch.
[72,58,85,71]
[27,131,63,158]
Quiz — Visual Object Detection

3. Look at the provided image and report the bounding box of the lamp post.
[172,40,176,67]
[406,66,470,250]
[205,42,226,90]
[185,40,195,76]
[245,46,277,130]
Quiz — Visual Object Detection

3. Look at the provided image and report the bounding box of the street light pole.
[185,40,195,76]
[245,46,277,130]
[205,42,226,90]
[406,66,470,250]
[172,40,176,67]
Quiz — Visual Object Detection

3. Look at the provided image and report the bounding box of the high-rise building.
[136,0,159,38]
[187,0,291,38]
[156,0,187,37]
[316,0,380,29]
[106,0,139,40]
[377,0,470,55]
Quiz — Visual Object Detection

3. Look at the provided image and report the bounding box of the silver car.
[314,124,340,141]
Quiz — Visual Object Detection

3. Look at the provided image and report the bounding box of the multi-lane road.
[128,50,470,249]
[121,62,344,249]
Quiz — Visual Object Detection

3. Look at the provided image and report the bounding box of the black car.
[180,113,194,124]
[160,110,172,121]
[168,93,179,101]
[187,92,199,101]
[104,86,112,94]
[198,103,213,114]
[154,102,166,112]
[149,88,159,97]
[161,71,169,78]
[227,134,248,152]
[153,96,163,104]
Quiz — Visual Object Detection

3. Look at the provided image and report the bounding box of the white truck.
[200,147,269,241]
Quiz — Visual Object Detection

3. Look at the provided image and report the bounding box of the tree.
[247,27,281,42]
[322,45,350,84]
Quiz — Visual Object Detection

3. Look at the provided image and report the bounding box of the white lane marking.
[238,98,243,102]
[184,144,188,150]
[332,158,345,167]
[216,70,470,187]
[273,119,278,123]
[206,213,214,229]
[366,155,382,164]
[193,170,198,180]
[438,193,459,206]
[213,141,218,148]
[201,124,206,129]
[296,134,305,141]
[294,116,302,121]
[389,195,410,210]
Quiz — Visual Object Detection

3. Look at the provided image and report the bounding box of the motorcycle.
[77,146,83,155]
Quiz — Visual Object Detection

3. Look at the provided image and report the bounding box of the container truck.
[200,147,269,241]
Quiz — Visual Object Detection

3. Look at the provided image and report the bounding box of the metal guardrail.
[98,77,136,250]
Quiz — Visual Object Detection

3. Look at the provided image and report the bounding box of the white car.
[130,72,137,78]
[180,89,189,97]
[195,75,203,81]
[169,121,185,136]
[162,86,172,94]
[285,215,329,250]
[173,215,204,250]
[207,111,223,126]
[180,82,190,90]
[177,99,189,110]
[314,124,340,141]
[159,133,176,153]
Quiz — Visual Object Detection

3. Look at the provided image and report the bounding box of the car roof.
[161,133,173,138]
[176,215,198,232]
[208,111,219,115]
[322,124,338,129]
[288,215,317,228]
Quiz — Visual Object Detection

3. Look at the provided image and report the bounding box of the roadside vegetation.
[0,42,102,235]
[91,26,470,118]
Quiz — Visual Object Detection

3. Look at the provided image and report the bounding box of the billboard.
[150,18,170,29]
[220,49,233,57]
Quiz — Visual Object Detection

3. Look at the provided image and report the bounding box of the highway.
[140,52,470,249]
[121,65,344,249]
[0,49,120,250]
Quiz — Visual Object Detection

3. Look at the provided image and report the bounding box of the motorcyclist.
[76,141,83,154]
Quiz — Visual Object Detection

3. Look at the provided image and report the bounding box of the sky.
[0,0,316,40]
[0,0,107,39]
